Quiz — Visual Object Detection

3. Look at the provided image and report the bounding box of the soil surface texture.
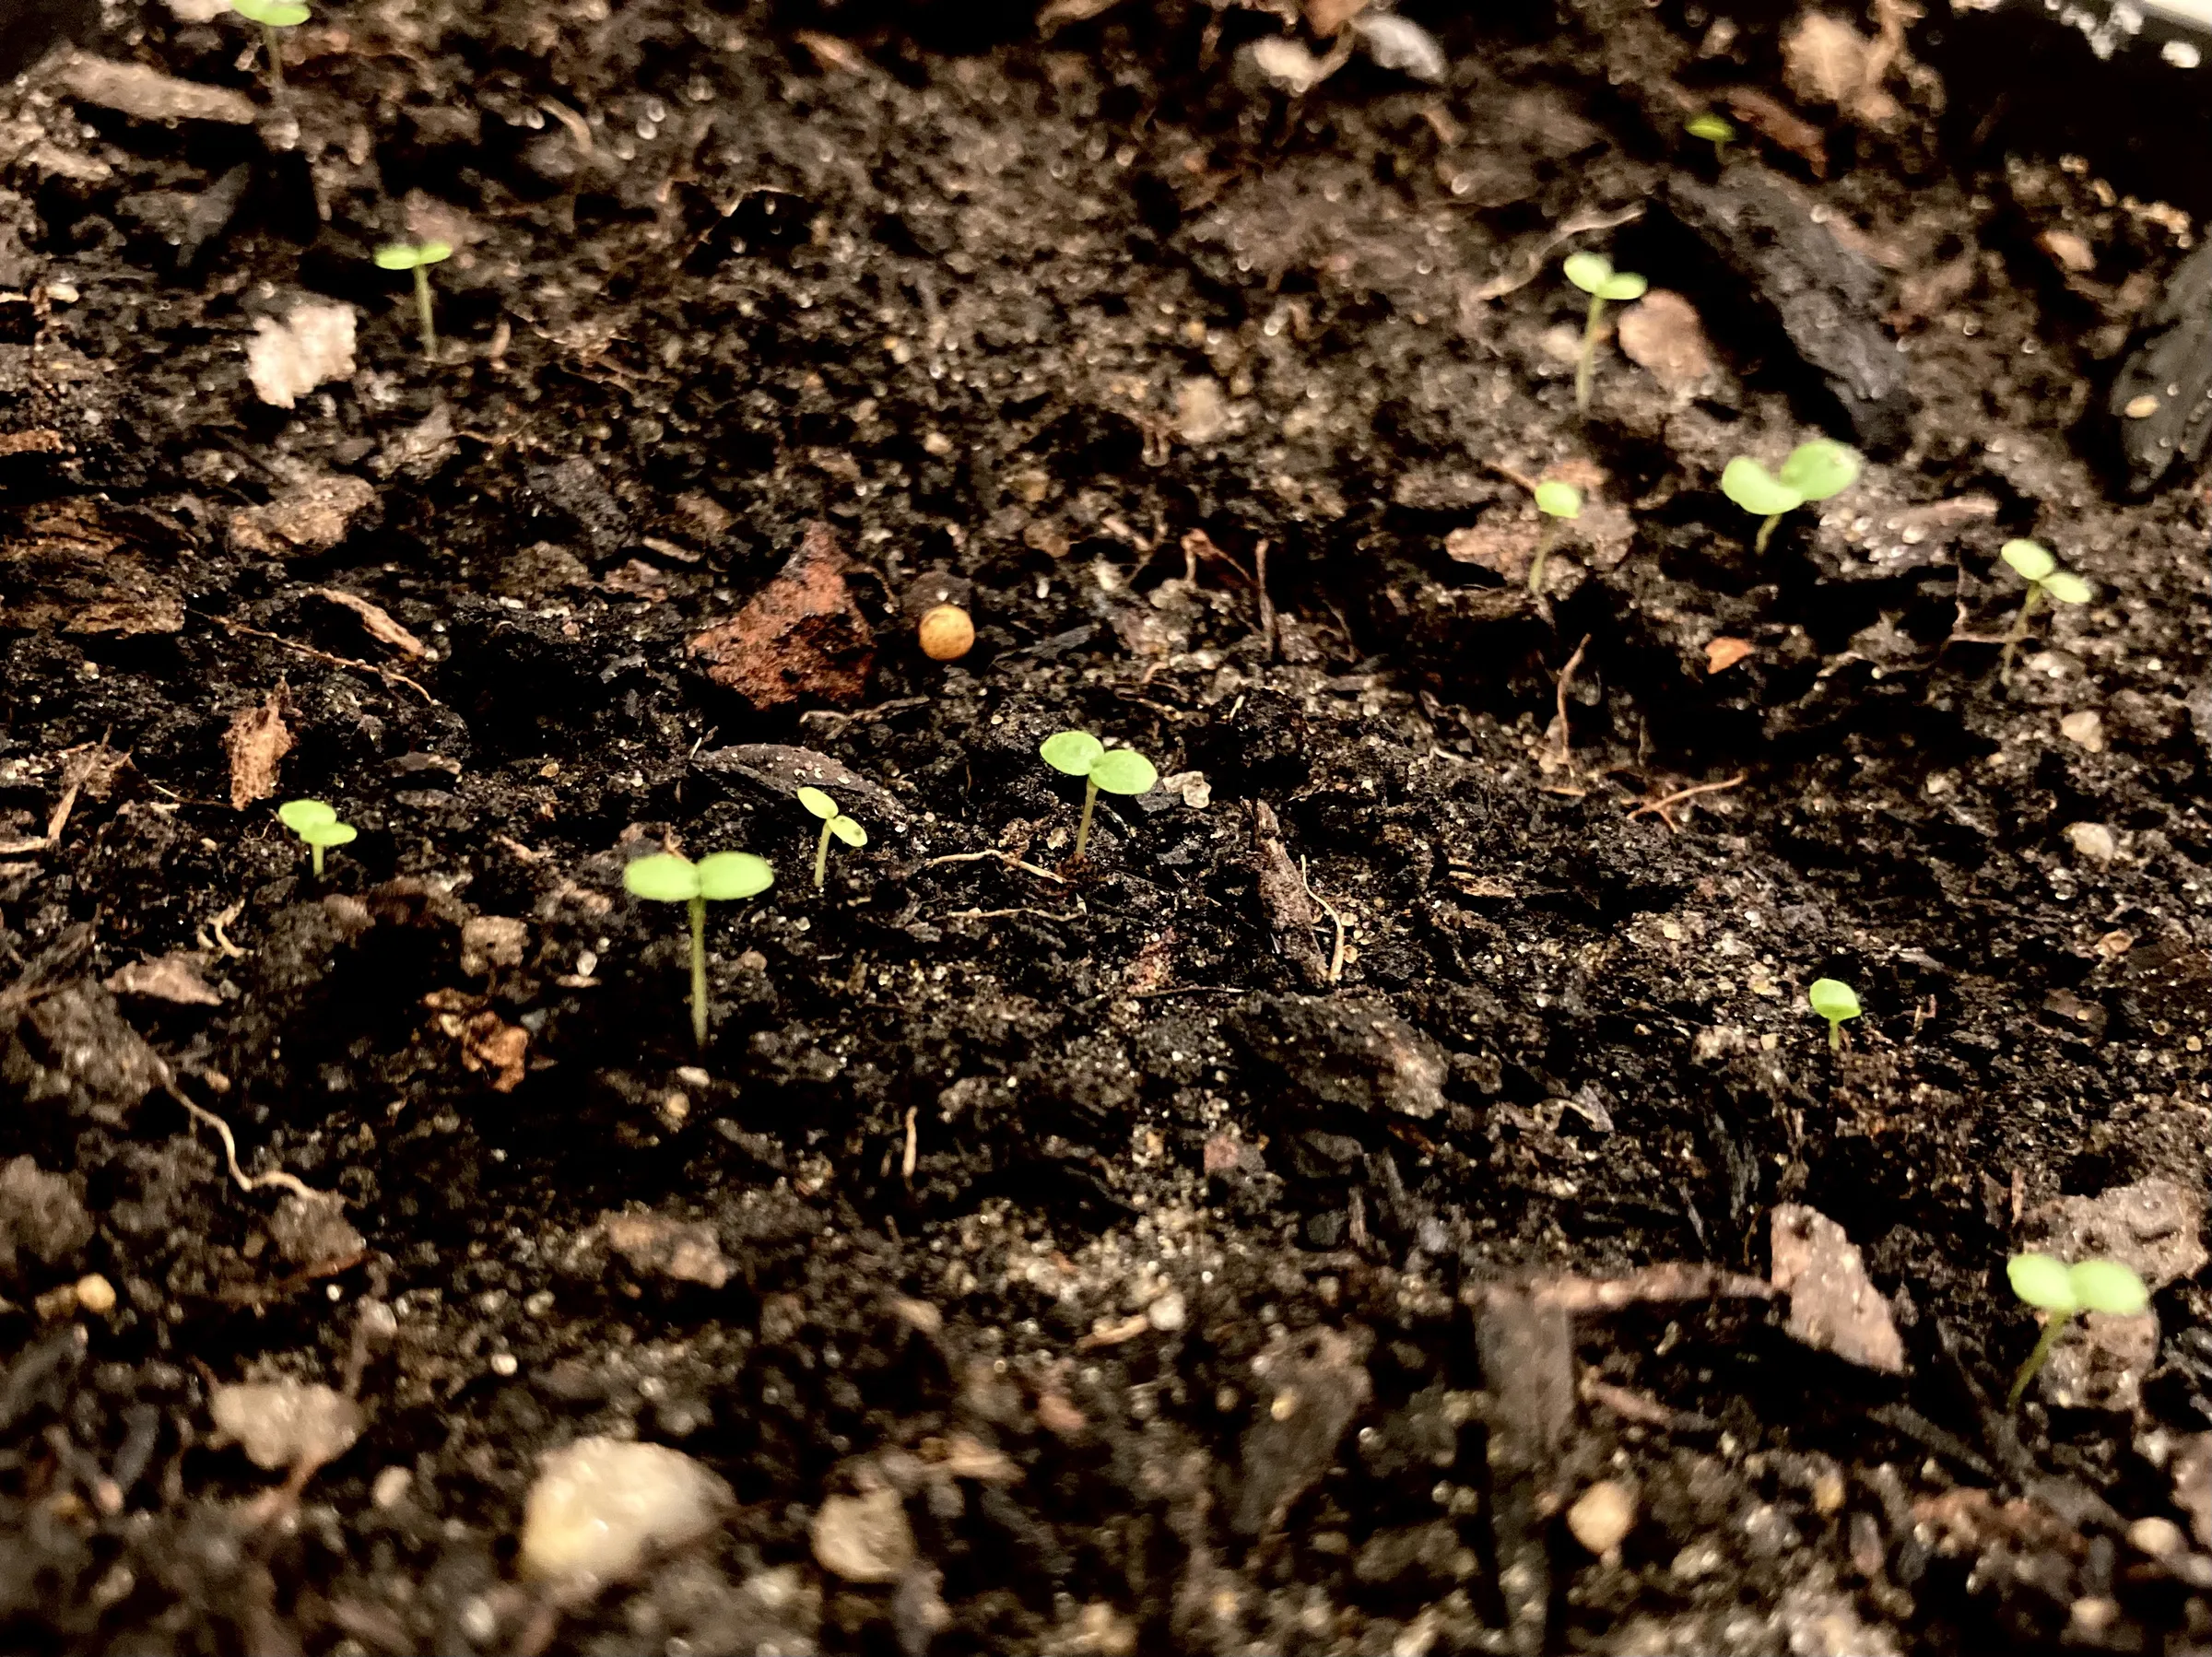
[6,0,2212,1651]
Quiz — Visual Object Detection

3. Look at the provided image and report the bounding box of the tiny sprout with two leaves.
[1686,112,1735,162]
[373,241,453,357]
[1040,732,1158,861]
[1562,251,1648,416]
[623,850,774,1049]
[2006,1252,2149,1409]
[1529,479,1583,597]
[1721,440,1861,553]
[277,798,355,879]
[1806,978,1861,1052]
[1999,539,2091,672]
[229,0,308,96]
[797,788,866,889]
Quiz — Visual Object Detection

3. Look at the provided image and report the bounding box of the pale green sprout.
[373,241,453,357]
[1563,252,1648,415]
[1806,977,1861,1052]
[1721,440,1861,552]
[229,0,309,96]
[1998,539,2091,673]
[277,798,356,880]
[1039,731,1159,861]
[623,850,774,1048]
[797,787,866,890]
[1687,112,1735,162]
[2006,1252,2149,1408]
[1529,479,1583,597]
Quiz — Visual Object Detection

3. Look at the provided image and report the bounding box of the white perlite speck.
[247,302,358,409]
[520,1438,728,1588]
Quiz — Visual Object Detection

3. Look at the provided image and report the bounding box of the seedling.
[2005,1252,2149,1409]
[373,241,453,357]
[1529,479,1583,596]
[1039,732,1158,861]
[623,850,774,1048]
[229,0,308,96]
[1687,112,1735,163]
[1721,440,1861,552]
[277,798,355,879]
[797,787,866,889]
[1806,977,1861,1051]
[1998,539,2092,673]
[1562,252,1648,415]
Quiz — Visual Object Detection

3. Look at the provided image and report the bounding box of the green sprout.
[1529,479,1583,597]
[229,0,309,96]
[1687,112,1735,163]
[372,241,453,358]
[1039,732,1158,861]
[797,787,866,890]
[2005,1252,2149,1409]
[277,798,356,880]
[1720,440,1861,553]
[1562,251,1648,416]
[1998,539,2092,674]
[623,850,774,1048]
[1806,977,1861,1052]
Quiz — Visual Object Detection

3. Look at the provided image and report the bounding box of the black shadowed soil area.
[7,0,2212,1650]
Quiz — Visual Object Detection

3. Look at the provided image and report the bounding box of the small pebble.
[490,1352,518,1377]
[371,1465,412,1509]
[918,604,974,662]
[74,1274,115,1315]
[2065,822,2118,863]
[1147,1289,1187,1332]
[45,280,78,304]
[2059,711,2106,753]
[810,1487,916,1583]
[2128,1516,2186,1557]
[1567,1480,1637,1558]
[520,1438,728,1587]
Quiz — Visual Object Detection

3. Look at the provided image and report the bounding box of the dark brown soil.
[7,0,2212,1651]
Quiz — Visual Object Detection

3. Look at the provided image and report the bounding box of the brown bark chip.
[688,523,876,708]
[224,692,293,810]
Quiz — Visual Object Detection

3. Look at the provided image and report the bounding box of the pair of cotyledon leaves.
[624,851,773,903]
[2000,539,2092,605]
[1562,252,1648,305]
[277,798,357,850]
[1039,732,1159,795]
[1720,441,1862,520]
[2007,1253,2149,1319]
[798,787,868,849]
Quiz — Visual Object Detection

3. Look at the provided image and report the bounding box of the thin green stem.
[1828,1019,1841,1052]
[688,895,708,1050]
[1075,777,1099,861]
[413,266,438,357]
[2001,583,2044,677]
[310,842,324,880]
[262,23,288,95]
[1528,522,1559,597]
[2007,1308,2074,1410]
[814,820,832,889]
[1755,513,1781,554]
[1575,295,1604,415]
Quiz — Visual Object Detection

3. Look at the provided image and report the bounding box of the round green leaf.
[1720,458,1803,519]
[1090,749,1158,797]
[1562,251,1614,296]
[300,821,356,849]
[278,799,336,834]
[2007,1252,2077,1311]
[232,0,310,21]
[1777,441,1861,502]
[373,243,422,270]
[2001,539,2055,582]
[797,786,840,820]
[830,816,867,849]
[695,852,774,900]
[2042,570,2092,605]
[1687,113,1735,142]
[623,852,700,902]
[1534,480,1583,520]
[1040,730,1105,777]
[2068,1258,2149,1317]
[415,241,453,264]
[1806,978,1861,1023]
[1595,272,1647,302]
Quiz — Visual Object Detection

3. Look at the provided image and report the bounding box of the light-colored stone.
[2059,711,2106,752]
[460,916,529,978]
[1770,1205,1904,1372]
[1147,1289,1188,1332]
[810,1487,916,1583]
[209,1381,363,1472]
[520,1438,727,1587]
[1566,1479,1637,1557]
[2127,1515,2185,1557]
[2065,822,2117,863]
[245,303,358,410]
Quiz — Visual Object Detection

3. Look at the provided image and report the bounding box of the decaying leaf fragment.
[224,692,293,811]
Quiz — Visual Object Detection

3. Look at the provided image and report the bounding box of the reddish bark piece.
[688,523,876,709]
